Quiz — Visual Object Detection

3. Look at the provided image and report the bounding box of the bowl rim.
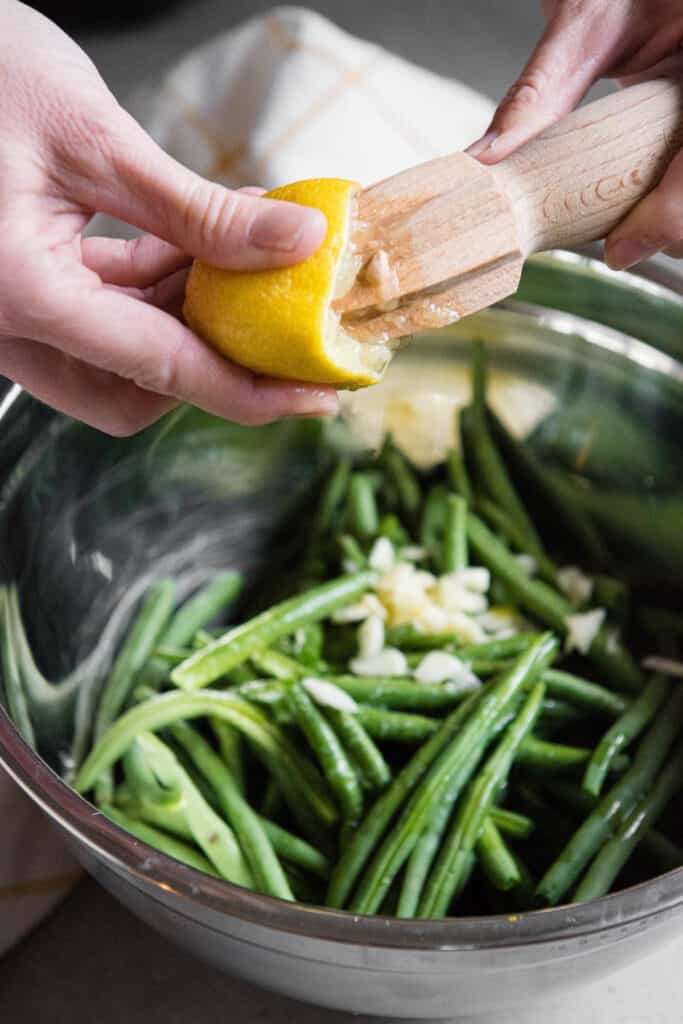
[3,705,683,951]
[3,251,683,953]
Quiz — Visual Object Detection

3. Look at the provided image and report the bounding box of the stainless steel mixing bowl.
[2,251,683,1020]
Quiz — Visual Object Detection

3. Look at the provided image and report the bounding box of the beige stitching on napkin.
[253,62,372,182]
[266,12,345,67]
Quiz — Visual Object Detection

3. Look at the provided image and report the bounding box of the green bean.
[574,743,683,901]
[460,634,540,663]
[337,533,368,570]
[94,580,176,803]
[419,484,448,560]
[466,512,642,692]
[396,704,520,918]
[168,720,293,900]
[356,706,439,744]
[226,664,257,686]
[250,648,305,680]
[192,629,215,649]
[507,851,537,908]
[349,636,556,915]
[326,691,482,909]
[418,682,545,917]
[583,676,670,798]
[396,797,455,918]
[0,588,35,747]
[348,473,379,541]
[293,622,324,668]
[446,450,473,503]
[378,513,410,548]
[486,406,609,567]
[324,707,391,791]
[318,457,352,533]
[540,697,587,727]
[328,675,480,711]
[152,646,190,665]
[260,779,285,821]
[114,784,193,841]
[286,681,363,822]
[536,777,683,875]
[137,575,243,697]
[258,817,330,880]
[442,494,468,573]
[383,625,457,651]
[94,580,176,740]
[382,445,422,520]
[209,718,245,794]
[536,686,683,906]
[123,733,253,886]
[465,344,543,555]
[75,689,337,835]
[170,574,241,641]
[542,669,627,718]
[123,738,171,805]
[476,818,522,892]
[477,497,557,583]
[102,804,218,876]
[170,571,374,690]
[515,735,593,771]
[489,807,534,839]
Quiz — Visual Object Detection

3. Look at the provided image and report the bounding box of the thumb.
[72,110,327,270]
[467,2,621,165]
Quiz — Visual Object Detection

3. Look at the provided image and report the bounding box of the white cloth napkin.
[0,5,494,954]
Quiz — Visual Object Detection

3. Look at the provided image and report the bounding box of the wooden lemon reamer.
[334,78,683,342]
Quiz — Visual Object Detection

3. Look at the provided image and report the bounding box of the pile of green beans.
[8,342,683,920]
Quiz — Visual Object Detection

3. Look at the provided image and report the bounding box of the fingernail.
[466,131,500,159]
[250,203,326,253]
[605,239,656,271]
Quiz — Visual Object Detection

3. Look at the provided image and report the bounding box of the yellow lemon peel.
[183,178,393,389]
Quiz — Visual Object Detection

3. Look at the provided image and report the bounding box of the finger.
[62,113,326,271]
[610,16,683,78]
[605,148,683,270]
[106,265,190,320]
[615,53,683,89]
[0,336,176,436]
[26,259,339,425]
[81,235,191,287]
[467,2,625,164]
[82,193,268,288]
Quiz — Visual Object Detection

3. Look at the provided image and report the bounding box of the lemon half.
[183,178,392,389]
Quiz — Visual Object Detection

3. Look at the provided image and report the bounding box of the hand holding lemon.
[0,2,339,437]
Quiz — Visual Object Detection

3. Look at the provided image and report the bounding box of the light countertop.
[1,2,679,1020]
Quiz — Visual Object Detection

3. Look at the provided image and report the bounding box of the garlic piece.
[564,608,606,655]
[557,566,593,607]
[357,614,385,659]
[350,648,408,677]
[302,677,358,712]
[368,536,395,573]
[414,651,479,687]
